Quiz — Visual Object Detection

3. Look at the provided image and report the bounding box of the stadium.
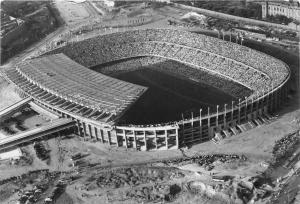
[3,28,290,151]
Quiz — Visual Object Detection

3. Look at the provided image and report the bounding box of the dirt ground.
[0,78,21,110]
[0,2,299,204]
[189,104,300,160]
[53,0,91,25]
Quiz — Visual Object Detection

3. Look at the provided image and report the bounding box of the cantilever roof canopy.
[16,54,147,115]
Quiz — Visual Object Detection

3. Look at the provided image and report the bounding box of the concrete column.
[181,113,185,140]
[165,130,168,149]
[286,83,289,100]
[263,90,267,114]
[284,83,288,102]
[231,101,234,121]
[238,99,241,124]
[77,120,82,137]
[143,131,147,151]
[272,88,276,112]
[123,130,128,148]
[154,130,158,149]
[256,96,260,115]
[282,86,286,103]
[94,127,99,141]
[280,85,284,105]
[175,128,179,148]
[244,97,248,121]
[100,129,104,143]
[277,88,281,109]
[88,125,93,139]
[216,105,219,127]
[107,130,112,146]
[266,87,270,113]
[281,85,284,103]
[207,107,210,128]
[224,104,227,127]
[277,88,281,108]
[191,112,194,141]
[133,131,137,149]
[278,87,282,108]
[274,88,278,111]
[199,109,202,139]
[270,84,274,113]
[82,122,87,140]
[251,98,254,117]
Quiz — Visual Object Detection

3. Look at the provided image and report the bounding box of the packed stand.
[45,28,289,98]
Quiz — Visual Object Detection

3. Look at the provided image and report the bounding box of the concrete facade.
[262,1,300,21]
[3,28,291,151]
[10,78,289,151]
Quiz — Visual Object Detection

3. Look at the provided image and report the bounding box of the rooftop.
[11,54,147,122]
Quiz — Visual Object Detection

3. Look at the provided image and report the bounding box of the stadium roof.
[14,54,147,121]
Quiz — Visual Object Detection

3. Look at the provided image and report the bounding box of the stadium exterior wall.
[115,77,289,149]
[5,28,291,151]
[11,72,290,151]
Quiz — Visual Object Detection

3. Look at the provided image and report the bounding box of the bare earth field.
[0,78,21,110]
[53,0,90,25]
[190,103,300,160]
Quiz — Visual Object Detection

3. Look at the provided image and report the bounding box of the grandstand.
[10,54,147,123]
[2,28,290,151]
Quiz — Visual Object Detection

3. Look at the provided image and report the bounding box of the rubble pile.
[188,178,274,204]
[126,183,182,202]
[0,169,50,185]
[2,116,20,124]
[14,148,33,166]
[15,119,27,131]
[0,108,33,134]
[44,180,67,204]
[33,142,50,161]
[96,167,184,189]
[71,152,90,161]
[20,107,32,115]
[74,159,89,168]
[0,169,62,204]
[1,116,27,134]
[236,181,254,203]
[1,126,17,135]
[272,132,299,161]
[161,154,247,170]
[71,152,92,169]
[18,184,47,204]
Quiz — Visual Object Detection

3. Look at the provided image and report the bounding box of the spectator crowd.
[46,28,288,101]
[39,28,290,128]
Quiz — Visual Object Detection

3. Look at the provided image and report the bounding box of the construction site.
[0,1,299,204]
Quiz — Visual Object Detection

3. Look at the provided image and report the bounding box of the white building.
[261,0,300,21]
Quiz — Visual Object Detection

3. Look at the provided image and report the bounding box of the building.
[261,0,300,21]
[0,9,25,46]
[1,29,290,151]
